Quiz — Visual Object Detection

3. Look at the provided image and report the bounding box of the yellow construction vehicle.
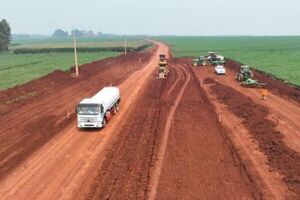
[158,54,169,79]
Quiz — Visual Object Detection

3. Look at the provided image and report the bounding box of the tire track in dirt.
[166,65,183,97]
[85,43,170,200]
[154,61,261,200]
[209,80,300,199]
[191,59,300,199]
[203,84,291,199]
[148,63,191,200]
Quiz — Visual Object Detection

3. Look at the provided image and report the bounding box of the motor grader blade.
[241,78,266,88]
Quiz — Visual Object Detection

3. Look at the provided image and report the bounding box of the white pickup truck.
[77,87,120,128]
[215,65,226,75]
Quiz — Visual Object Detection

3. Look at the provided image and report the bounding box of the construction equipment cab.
[76,87,120,128]
[159,54,167,62]
[236,66,254,82]
[192,56,206,66]
[207,52,226,64]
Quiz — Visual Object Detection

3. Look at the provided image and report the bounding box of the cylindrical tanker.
[77,87,120,128]
[92,87,120,112]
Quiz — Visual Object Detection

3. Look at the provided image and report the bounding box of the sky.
[1,0,300,36]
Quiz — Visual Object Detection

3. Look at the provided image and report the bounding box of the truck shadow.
[77,127,104,133]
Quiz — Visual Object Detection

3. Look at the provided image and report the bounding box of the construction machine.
[158,54,169,79]
[192,56,206,66]
[207,52,226,65]
[212,59,226,65]
[236,66,265,87]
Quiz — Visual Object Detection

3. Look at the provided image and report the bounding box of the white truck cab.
[77,87,120,128]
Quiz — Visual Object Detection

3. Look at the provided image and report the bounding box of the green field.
[0,52,120,90]
[0,37,149,91]
[11,37,148,49]
[158,36,300,86]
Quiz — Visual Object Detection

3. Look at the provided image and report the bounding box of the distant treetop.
[0,19,11,52]
[52,29,69,38]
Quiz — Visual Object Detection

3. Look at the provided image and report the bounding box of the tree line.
[52,29,102,38]
[0,19,11,52]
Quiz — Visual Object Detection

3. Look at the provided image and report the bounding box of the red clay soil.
[209,80,300,197]
[86,58,261,200]
[225,59,300,103]
[86,70,166,200]
[0,50,154,180]
[154,61,260,200]
[202,77,217,84]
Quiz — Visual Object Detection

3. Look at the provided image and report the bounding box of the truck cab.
[77,99,104,128]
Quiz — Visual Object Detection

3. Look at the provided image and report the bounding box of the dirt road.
[86,58,262,200]
[0,42,167,199]
[0,43,299,200]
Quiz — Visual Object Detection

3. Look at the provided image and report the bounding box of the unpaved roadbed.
[0,45,299,199]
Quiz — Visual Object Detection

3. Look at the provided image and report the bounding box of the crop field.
[158,36,300,86]
[0,52,120,90]
[0,37,149,90]
[11,37,149,49]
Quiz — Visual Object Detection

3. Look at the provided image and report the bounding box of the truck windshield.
[78,104,100,115]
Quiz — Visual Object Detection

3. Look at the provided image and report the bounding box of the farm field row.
[158,36,300,86]
[0,52,120,90]
[11,37,149,49]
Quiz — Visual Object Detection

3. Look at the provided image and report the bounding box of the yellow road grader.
[158,54,169,79]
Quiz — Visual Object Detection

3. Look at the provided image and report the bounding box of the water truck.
[77,87,120,128]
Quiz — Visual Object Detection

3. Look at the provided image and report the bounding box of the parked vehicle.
[215,65,226,75]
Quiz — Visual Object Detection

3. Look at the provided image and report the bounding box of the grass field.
[0,52,120,90]
[11,37,148,49]
[0,37,149,91]
[158,36,300,86]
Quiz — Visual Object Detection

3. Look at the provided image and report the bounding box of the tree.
[52,29,69,38]
[0,19,11,52]
[71,29,85,38]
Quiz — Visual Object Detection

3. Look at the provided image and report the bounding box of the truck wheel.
[237,74,243,82]
[113,106,117,114]
[102,118,107,127]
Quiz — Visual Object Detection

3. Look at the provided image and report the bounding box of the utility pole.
[73,31,79,76]
[124,36,127,55]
